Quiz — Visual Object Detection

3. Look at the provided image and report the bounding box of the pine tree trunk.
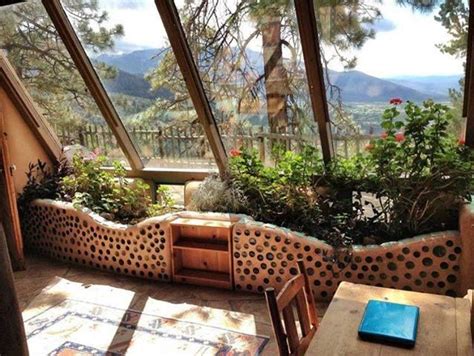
[261,14,290,136]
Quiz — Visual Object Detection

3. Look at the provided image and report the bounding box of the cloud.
[98,0,145,10]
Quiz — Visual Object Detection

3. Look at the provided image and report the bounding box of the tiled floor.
[13,254,329,355]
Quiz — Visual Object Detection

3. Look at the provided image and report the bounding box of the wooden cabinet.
[170,218,234,289]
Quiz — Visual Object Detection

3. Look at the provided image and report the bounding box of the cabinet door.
[0,101,25,270]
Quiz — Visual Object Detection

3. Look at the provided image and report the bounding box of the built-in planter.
[22,199,470,301]
[232,219,462,300]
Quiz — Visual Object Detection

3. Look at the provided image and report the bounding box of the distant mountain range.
[97,49,165,75]
[103,69,172,100]
[96,48,461,103]
[384,75,461,98]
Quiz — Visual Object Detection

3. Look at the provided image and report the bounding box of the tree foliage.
[147,0,381,138]
[0,0,122,131]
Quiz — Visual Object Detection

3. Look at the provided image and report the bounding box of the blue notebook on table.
[358,300,420,348]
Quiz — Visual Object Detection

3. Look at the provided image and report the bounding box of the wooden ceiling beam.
[0,53,61,162]
[41,0,144,170]
[294,0,334,164]
[154,0,228,175]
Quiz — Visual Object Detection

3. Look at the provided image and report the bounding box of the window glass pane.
[175,0,321,165]
[0,0,128,166]
[314,0,468,157]
[61,0,217,170]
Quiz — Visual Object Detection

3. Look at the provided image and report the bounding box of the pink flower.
[229,148,241,157]
[395,132,405,142]
[389,98,403,105]
[365,143,374,151]
[380,132,388,139]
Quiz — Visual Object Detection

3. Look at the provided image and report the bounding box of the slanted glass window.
[175,0,321,165]
[0,0,128,165]
[314,0,468,156]
[60,0,217,171]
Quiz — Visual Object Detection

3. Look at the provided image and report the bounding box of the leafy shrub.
[228,146,329,234]
[359,100,473,239]
[191,100,474,246]
[18,157,72,215]
[147,185,177,217]
[19,153,176,224]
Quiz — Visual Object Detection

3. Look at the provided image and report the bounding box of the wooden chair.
[265,260,319,355]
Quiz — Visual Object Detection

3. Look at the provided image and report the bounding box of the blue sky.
[98,0,465,78]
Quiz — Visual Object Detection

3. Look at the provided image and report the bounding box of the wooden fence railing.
[54,124,372,164]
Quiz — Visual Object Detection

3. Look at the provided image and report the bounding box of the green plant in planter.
[192,100,473,248]
[61,155,176,223]
[360,99,473,239]
[228,146,330,234]
[20,154,176,225]
[18,156,72,215]
[147,185,176,216]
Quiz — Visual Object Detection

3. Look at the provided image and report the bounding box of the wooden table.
[307,282,472,355]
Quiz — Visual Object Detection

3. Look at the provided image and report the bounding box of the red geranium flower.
[365,143,374,151]
[380,132,388,139]
[459,138,466,145]
[395,132,405,142]
[229,148,242,157]
[389,98,403,105]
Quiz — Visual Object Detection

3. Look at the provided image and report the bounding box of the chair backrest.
[265,260,319,356]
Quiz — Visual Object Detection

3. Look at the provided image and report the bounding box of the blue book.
[358,300,420,347]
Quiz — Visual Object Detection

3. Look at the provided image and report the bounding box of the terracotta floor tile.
[14,254,329,354]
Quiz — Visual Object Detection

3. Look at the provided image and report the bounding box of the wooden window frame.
[154,0,228,174]
[41,0,144,171]
[464,0,474,147]
[294,0,334,164]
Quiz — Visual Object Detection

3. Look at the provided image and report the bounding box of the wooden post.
[158,128,164,158]
[78,126,85,146]
[177,127,182,156]
[61,126,66,145]
[100,125,108,155]
[92,124,98,148]
[355,134,361,154]
[248,127,253,150]
[259,126,266,163]
[0,224,29,356]
[170,127,176,159]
